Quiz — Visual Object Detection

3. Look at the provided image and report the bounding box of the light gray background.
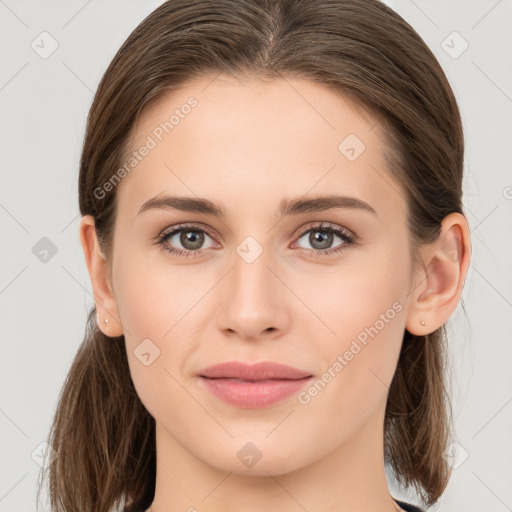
[1,1,511,511]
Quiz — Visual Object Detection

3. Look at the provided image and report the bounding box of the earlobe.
[405,212,471,335]
[78,215,124,337]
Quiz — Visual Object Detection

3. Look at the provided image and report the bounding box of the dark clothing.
[395,498,425,512]
[130,497,425,511]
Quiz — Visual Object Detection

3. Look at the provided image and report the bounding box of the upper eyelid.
[290,222,353,240]
[159,222,217,241]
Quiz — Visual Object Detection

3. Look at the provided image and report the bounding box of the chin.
[199,435,315,478]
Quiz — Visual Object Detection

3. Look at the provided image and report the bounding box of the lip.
[199,361,312,380]
[198,361,313,409]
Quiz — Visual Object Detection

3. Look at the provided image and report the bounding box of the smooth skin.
[80,74,471,512]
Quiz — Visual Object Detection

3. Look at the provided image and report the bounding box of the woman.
[38,1,471,511]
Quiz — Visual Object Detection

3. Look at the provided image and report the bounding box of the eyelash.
[155,222,356,259]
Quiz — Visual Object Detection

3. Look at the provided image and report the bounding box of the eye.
[156,221,356,258]
[293,222,356,256]
[156,224,216,258]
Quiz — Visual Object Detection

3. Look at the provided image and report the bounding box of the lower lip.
[200,376,313,408]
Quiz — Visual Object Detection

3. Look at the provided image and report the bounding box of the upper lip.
[199,361,313,380]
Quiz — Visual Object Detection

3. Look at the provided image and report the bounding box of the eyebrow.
[137,194,377,217]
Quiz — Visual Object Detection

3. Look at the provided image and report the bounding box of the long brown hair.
[38,0,465,510]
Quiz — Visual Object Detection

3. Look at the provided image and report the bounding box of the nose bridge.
[216,235,288,338]
[231,237,278,305]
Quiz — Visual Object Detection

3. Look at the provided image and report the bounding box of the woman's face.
[110,74,417,475]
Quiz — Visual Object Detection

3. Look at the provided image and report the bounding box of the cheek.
[112,242,192,342]
[111,245,209,409]
[293,248,409,407]
[295,247,409,345]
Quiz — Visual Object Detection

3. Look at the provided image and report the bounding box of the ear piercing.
[420,320,426,326]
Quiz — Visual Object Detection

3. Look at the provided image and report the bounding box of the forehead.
[116,74,404,221]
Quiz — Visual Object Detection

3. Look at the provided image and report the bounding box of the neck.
[149,408,401,512]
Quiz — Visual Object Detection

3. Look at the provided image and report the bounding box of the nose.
[216,245,290,342]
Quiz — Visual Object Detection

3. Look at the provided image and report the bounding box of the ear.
[79,215,124,337]
[405,212,471,335]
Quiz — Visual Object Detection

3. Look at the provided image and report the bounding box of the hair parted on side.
[38,1,465,510]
